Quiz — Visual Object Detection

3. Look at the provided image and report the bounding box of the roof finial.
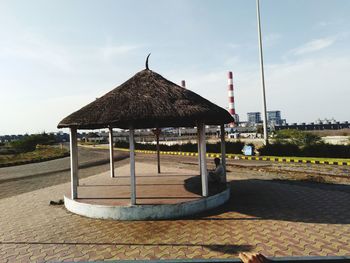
[145,53,151,70]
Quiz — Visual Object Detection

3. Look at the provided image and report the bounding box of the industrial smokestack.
[227,71,236,127]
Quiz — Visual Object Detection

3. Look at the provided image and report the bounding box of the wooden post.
[129,127,136,205]
[199,123,208,197]
[156,133,160,174]
[109,127,115,178]
[69,127,78,199]
[220,124,227,183]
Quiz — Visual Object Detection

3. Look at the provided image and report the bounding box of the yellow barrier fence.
[115,148,350,166]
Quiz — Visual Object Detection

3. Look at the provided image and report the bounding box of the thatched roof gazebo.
[58,57,233,206]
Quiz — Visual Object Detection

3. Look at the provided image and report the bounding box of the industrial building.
[275,121,350,131]
[247,112,261,124]
[246,110,286,126]
[267,111,282,125]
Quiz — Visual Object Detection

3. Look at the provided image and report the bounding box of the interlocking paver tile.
[1,157,350,261]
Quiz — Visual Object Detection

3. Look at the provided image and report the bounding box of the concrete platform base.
[64,187,230,220]
[63,162,231,220]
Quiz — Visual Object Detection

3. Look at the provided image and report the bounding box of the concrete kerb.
[64,186,231,220]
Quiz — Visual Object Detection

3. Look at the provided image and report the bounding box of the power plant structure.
[227,71,239,127]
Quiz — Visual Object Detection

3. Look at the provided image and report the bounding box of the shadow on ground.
[0,240,253,255]
[193,179,350,224]
[184,175,227,196]
[202,244,253,254]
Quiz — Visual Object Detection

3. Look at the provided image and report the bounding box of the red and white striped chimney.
[228,71,236,127]
[181,80,186,88]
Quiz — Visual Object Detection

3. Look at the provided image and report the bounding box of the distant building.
[247,112,261,124]
[247,110,286,127]
[267,110,282,125]
[82,132,106,143]
[275,120,350,131]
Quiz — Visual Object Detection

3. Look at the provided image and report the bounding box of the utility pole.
[256,0,269,144]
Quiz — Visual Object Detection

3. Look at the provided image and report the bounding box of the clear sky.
[1,0,349,135]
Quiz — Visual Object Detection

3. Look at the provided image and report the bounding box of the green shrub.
[275,129,318,146]
[302,133,322,147]
[302,143,350,158]
[114,141,130,149]
[259,143,301,157]
[226,141,245,154]
[259,141,350,158]
[275,129,321,147]
[10,133,56,153]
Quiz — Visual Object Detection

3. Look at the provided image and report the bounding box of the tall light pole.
[256,0,268,144]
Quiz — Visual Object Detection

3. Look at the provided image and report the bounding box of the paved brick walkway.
[0,160,350,262]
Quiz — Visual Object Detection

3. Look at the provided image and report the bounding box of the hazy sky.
[1,0,350,135]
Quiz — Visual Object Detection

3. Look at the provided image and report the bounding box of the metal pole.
[109,127,115,178]
[256,0,268,144]
[129,127,136,205]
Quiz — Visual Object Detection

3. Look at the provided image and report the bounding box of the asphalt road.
[0,147,131,199]
[0,147,129,182]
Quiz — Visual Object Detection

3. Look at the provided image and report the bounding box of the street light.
[256,0,269,144]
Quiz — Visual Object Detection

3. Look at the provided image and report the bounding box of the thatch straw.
[58,69,233,129]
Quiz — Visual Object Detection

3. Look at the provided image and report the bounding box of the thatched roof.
[58,69,233,129]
